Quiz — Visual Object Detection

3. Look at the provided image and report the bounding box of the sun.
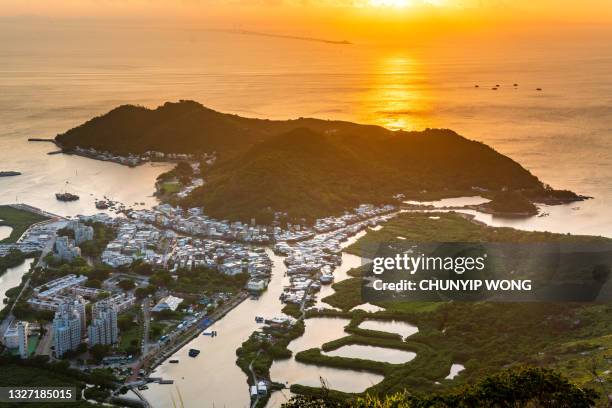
[369,0,413,8]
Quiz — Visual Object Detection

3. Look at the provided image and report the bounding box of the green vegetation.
[79,222,116,258]
[347,212,608,253]
[57,226,75,239]
[11,260,112,322]
[0,249,31,275]
[321,267,363,311]
[283,367,597,408]
[173,267,249,294]
[118,324,141,356]
[236,321,306,407]
[159,181,181,194]
[0,205,48,243]
[157,161,194,184]
[282,303,302,319]
[303,213,612,405]
[184,126,554,223]
[54,100,578,223]
[480,190,538,215]
[0,355,118,407]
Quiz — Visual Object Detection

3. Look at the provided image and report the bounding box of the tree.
[89,368,116,388]
[118,315,133,331]
[282,367,597,408]
[86,279,102,289]
[150,271,173,288]
[56,227,75,239]
[131,260,153,276]
[76,342,88,354]
[135,285,155,299]
[117,279,135,291]
[89,344,110,364]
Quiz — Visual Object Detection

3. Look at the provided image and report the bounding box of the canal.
[143,230,384,407]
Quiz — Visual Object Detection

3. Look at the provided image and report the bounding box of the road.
[249,350,263,408]
[35,323,52,356]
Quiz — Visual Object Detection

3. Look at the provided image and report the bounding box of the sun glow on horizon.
[367,0,446,8]
[369,0,413,8]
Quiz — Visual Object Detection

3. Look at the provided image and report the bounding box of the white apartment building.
[88,300,118,346]
[52,302,84,357]
[68,220,94,245]
[2,320,30,358]
[33,274,88,298]
[55,236,81,262]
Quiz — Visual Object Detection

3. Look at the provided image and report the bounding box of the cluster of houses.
[0,218,63,256]
[71,147,208,168]
[27,274,135,315]
[91,203,396,302]
[277,204,397,305]
[169,236,272,281]
[313,204,396,233]
[93,212,273,290]
[100,219,169,268]
[129,205,273,243]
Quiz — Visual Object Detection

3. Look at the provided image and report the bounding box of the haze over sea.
[1,20,611,235]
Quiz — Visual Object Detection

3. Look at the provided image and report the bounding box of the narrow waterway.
[144,229,385,407]
[143,248,289,408]
[0,258,35,306]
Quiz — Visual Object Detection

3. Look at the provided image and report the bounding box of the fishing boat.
[56,180,79,201]
[55,192,79,201]
[319,274,334,284]
[188,348,200,357]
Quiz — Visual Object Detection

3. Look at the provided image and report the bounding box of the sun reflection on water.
[360,55,433,131]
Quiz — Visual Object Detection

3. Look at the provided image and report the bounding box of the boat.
[319,274,334,284]
[137,385,149,391]
[188,348,200,357]
[55,192,79,201]
[255,316,264,323]
[169,359,179,364]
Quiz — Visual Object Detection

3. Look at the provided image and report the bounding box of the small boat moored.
[56,192,80,201]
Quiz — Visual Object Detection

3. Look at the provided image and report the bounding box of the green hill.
[56,100,580,222]
[183,126,552,222]
[55,100,386,157]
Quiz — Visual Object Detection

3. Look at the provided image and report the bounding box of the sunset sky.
[3,0,612,37]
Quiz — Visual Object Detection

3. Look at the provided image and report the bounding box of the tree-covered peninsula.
[56,100,582,223]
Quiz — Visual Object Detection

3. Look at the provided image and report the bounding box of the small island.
[475,190,539,216]
[0,171,21,177]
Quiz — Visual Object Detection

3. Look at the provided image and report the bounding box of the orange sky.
[2,1,612,42]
